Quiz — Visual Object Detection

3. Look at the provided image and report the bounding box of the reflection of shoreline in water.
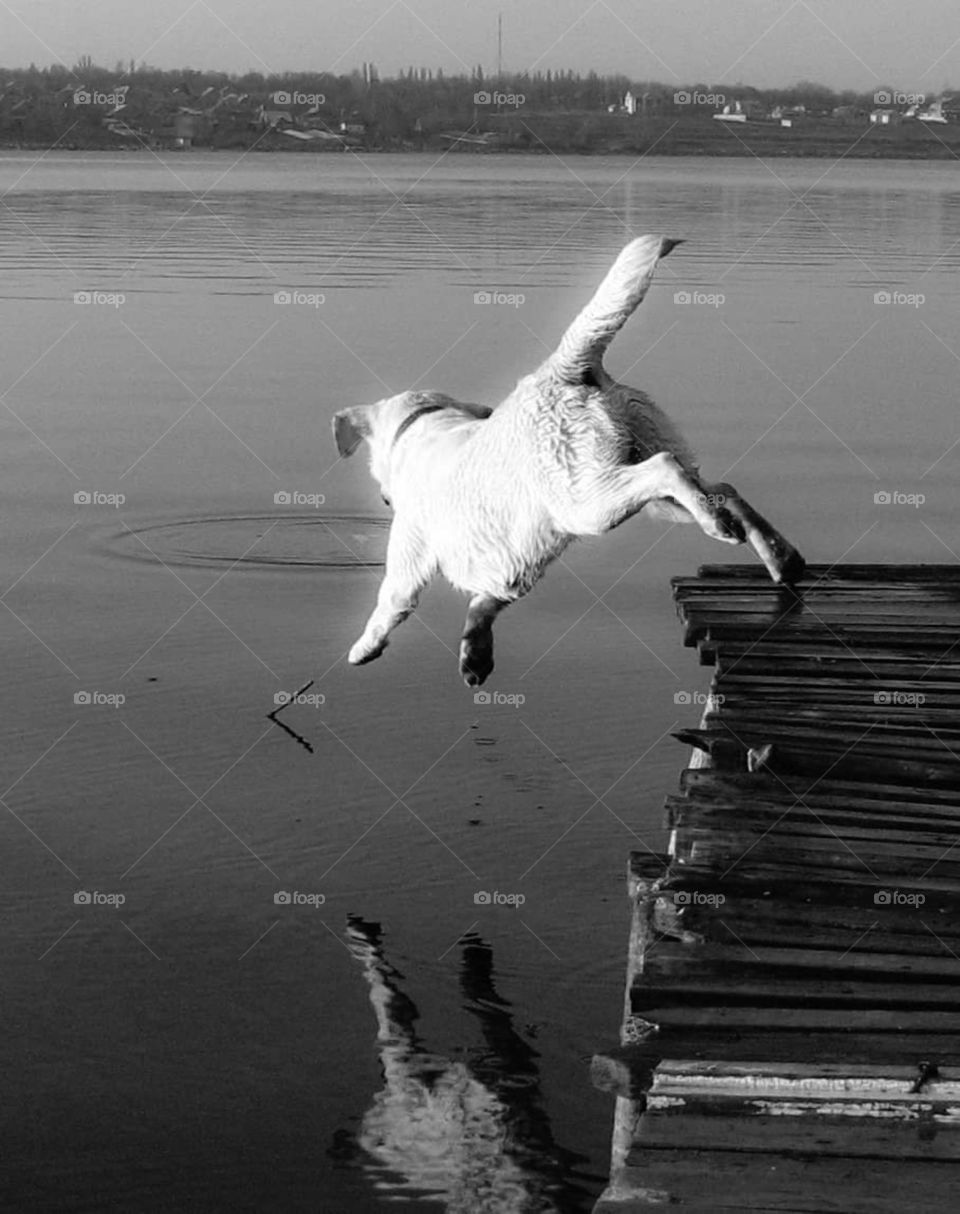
[340,916,589,1212]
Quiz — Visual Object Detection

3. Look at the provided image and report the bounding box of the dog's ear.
[460,402,493,420]
[333,407,372,458]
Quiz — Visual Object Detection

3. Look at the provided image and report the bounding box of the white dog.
[334,235,804,686]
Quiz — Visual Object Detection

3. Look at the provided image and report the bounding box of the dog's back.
[462,235,696,532]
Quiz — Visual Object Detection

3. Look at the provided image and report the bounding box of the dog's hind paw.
[713,507,747,544]
[769,544,806,585]
[695,500,746,545]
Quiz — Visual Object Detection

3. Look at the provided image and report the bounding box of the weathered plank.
[677,766,960,806]
[596,1029,960,1073]
[636,1114,960,1159]
[693,563,960,581]
[664,792,960,835]
[596,564,960,1214]
[599,1151,960,1212]
[674,728,960,786]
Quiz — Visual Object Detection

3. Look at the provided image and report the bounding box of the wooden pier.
[592,564,960,1213]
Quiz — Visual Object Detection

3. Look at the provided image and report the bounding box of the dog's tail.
[548,235,681,384]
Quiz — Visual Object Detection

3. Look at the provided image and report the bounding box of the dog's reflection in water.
[341,916,588,1212]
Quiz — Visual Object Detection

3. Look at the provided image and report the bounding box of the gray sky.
[3,0,959,89]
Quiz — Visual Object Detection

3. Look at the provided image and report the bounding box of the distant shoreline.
[3,116,959,159]
[1,143,959,159]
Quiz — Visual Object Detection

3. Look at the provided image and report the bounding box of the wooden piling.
[593,564,960,1212]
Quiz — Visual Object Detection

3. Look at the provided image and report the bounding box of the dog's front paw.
[348,636,386,666]
[460,639,494,687]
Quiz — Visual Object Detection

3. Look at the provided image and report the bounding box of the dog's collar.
[391,404,446,448]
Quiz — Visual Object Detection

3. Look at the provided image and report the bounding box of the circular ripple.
[108,513,390,571]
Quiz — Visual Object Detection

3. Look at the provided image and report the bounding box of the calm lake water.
[1,150,958,1212]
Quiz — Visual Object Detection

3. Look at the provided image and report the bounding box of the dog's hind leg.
[702,481,805,582]
[459,594,509,688]
[575,452,746,544]
[575,454,803,584]
[348,526,433,666]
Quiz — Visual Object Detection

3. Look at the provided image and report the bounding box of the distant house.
[770,104,805,122]
[713,98,766,123]
[870,108,901,126]
[714,100,746,123]
[173,112,196,147]
[608,90,639,115]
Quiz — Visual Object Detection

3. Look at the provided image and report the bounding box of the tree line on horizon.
[0,61,951,148]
